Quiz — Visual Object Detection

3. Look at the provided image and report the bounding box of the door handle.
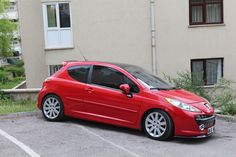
[85,87,94,93]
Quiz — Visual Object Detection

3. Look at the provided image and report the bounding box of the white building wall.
[156,0,236,86]
[19,0,236,88]
[19,0,152,88]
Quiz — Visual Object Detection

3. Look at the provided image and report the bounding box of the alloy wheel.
[43,97,61,120]
[145,112,167,138]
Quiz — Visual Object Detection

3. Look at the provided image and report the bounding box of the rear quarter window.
[67,66,90,83]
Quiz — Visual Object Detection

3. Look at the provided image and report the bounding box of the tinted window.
[68,66,90,83]
[91,66,139,93]
[59,3,71,28]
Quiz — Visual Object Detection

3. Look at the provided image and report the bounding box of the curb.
[0,111,41,120]
[216,114,236,123]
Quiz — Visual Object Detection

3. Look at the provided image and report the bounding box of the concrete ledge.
[0,111,41,120]
[12,80,27,89]
[2,88,41,101]
[3,88,41,93]
[217,114,236,123]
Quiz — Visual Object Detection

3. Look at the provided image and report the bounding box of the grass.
[0,99,38,115]
[0,77,25,89]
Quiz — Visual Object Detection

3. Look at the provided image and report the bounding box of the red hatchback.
[38,61,215,140]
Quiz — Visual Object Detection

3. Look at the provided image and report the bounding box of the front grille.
[195,114,216,128]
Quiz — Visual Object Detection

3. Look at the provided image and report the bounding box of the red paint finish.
[38,61,215,137]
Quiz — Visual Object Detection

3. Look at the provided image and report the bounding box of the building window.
[191,58,223,85]
[42,3,73,49]
[189,0,223,25]
[49,65,63,76]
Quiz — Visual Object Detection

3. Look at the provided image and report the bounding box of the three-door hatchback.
[38,61,216,140]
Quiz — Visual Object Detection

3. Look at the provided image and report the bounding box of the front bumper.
[195,114,216,130]
[173,111,216,137]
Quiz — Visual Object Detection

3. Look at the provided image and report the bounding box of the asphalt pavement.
[0,113,235,157]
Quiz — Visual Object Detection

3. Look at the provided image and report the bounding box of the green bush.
[5,65,25,77]
[0,91,9,100]
[164,71,236,116]
[15,59,24,67]
[209,79,236,115]
[164,71,210,100]
[0,70,9,84]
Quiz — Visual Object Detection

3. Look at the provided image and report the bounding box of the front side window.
[191,58,223,85]
[189,0,223,25]
[68,66,90,83]
[91,66,139,93]
[43,3,73,48]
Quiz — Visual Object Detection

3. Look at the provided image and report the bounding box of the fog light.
[199,124,205,131]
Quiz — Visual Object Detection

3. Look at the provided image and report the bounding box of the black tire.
[142,109,173,140]
[41,94,64,121]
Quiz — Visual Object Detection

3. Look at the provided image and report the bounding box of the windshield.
[120,65,176,90]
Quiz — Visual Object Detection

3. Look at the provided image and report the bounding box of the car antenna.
[78,47,88,61]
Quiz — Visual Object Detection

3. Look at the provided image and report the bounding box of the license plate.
[207,126,215,135]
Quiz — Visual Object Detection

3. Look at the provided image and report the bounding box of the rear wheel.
[143,109,173,140]
[42,94,64,121]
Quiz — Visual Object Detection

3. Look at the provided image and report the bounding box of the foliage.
[164,71,236,116]
[0,77,25,89]
[0,60,25,89]
[209,79,236,115]
[0,69,8,83]
[0,0,17,57]
[5,65,25,77]
[0,98,37,115]
[1,59,25,79]
[164,71,210,100]
[0,0,9,14]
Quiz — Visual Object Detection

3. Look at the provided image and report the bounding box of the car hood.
[153,89,204,104]
[151,89,214,114]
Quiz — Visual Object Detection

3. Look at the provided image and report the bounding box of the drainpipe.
[150,0,157,75]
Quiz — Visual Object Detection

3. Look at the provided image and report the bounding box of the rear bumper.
[37,88,46,110]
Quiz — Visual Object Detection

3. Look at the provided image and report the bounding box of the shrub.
[0,91,9,100]
[209,79,236,115]
[164,71,236,116]
[164,71,210,100]
[0,70,9,84]
[5,65,25,77]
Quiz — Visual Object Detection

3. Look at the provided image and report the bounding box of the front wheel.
[42,94,64,121]
[143,110,173,140]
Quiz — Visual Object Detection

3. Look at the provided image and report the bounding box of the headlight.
[166,98,200,113]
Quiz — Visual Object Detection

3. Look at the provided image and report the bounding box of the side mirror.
[119,84,132,98]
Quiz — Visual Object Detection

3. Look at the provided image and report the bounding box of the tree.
[0,0,9,13]
[0,0,17,57]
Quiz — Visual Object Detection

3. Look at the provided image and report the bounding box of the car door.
[83,65,143,127]
[62,65,91,115]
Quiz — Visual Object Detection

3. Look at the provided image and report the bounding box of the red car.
[38,61,215,140]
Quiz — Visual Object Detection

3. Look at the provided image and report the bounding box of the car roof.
[63,61,137,69]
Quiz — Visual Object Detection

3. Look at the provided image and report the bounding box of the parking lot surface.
[0,114,236,157]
